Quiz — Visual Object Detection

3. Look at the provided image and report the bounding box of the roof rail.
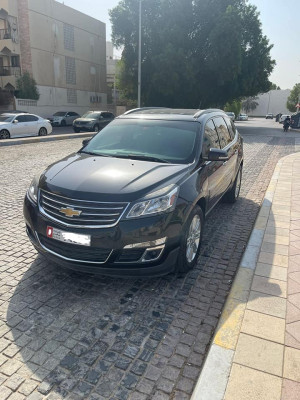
[123,107,168,115]
[193,109,224,118]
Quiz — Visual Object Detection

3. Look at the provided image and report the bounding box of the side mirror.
[13,119,18,124]
[207,148,229,162]
[82,139,90,147]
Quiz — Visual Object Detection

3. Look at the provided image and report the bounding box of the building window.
[11,56,20,67]
[65,57,76,84]
[90,95,102,104]
[67,89,77,104]
[64,24,74,51]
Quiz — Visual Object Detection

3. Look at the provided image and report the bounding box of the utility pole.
[137,0,142,108]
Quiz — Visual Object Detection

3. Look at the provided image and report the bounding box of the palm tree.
[242,96,259,113]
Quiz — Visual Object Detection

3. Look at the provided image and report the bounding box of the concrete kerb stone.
[0,132,93,147]
[191,156,286,400]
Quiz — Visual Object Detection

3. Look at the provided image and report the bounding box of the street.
[0,118,298,400]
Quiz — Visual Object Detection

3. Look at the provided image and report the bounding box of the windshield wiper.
[112,154,170,163]
[80,151,110,157]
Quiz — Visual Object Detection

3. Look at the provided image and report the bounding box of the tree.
[242,96,259,113]
[286,83,300,113]
[270,83,281,90]
[224,100,242,117]
[110,0,275,108]
[16,71,40,100]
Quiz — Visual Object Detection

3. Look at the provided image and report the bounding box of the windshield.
[82,119,199,164]
[82,112,101,119]
[0,114,15,122]
[53,112,66,116]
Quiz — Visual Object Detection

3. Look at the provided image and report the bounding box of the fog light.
[124,237,167,249]
[142,245,165,262]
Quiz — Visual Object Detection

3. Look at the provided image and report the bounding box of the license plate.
[46,226,91,246]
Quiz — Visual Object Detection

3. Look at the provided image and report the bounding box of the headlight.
[127,185,179,218]
[27,176,39,204]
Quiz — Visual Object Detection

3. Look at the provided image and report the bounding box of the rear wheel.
[38,127,47,136]
[0,129,10,139]
[176,205,203,273]
[223,166,242,203]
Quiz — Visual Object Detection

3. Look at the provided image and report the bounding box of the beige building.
[0,0,107,115]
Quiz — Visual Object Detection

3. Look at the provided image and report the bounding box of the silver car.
[0,113,52,139]
[51,111,80,126]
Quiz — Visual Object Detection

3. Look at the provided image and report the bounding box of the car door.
[213,116,238,193]
[25,114,40,136]
[201,119,224,210]
[11,115,29,137]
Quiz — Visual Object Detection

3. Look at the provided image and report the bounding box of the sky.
[57,0,300,90]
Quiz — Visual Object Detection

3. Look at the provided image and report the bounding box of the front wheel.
[93,124,100,132]
[38,127,47,136]
[223,166,242,203]
[176,205,204,273]
[0,129,10,139]
[61,120,66,127]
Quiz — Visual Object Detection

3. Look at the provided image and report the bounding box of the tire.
[61,120,66,127]
[176,205,204,273]
[0,129,10,139]
[93,124,100,132]
[38,127,47,136]
[223,166,242,203]
[74,128,80,133]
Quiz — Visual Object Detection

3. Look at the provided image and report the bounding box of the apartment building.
[0,0,107,115]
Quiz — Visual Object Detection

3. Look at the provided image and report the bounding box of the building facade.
[0,0,107,116]
[246,89,291,117]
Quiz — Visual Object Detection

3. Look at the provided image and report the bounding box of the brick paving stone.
[0,133,297,399]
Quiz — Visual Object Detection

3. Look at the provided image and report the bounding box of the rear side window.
[224,116,236,140]
[26,115,39,122]
[213,117,232,148]
[202,120,221,158]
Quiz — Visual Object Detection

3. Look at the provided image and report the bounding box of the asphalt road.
[0,119,298,400]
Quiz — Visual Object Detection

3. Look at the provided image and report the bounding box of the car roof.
[118,107,226,121]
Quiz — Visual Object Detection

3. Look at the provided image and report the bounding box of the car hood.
[74,118,96,123]
[0,122,10,126]
[40,153,191,202]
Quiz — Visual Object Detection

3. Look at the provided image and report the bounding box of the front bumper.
[23,195,182,277]
[73,124,94,131]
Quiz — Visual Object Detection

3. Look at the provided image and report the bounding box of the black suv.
[73,111,115,133]
[24,108,243,277]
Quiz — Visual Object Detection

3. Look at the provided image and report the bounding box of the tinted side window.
[202,120,221,158]
[224,116,236,140]
[213,117,232,148]
[15,115,27,123]
[26,115,39,122]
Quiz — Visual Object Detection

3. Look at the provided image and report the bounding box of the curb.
[191,156,287,400]
[0,132,93,147]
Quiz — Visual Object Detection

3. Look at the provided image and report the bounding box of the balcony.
[0,66,20,76]
[0,29,11,40]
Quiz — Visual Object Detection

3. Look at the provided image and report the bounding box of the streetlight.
[138,0,142,108]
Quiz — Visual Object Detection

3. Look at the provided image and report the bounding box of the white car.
[279,114,291,124]
[0,113,52,139]
[50,111,80,126]
[238,113,248,121]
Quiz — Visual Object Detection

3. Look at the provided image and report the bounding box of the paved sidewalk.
[192,152,300,400]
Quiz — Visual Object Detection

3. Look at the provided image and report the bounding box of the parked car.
[266,113,273,119]
[279,114,291,124]
[0,113,52,139]
[238,113,248,121]
[73,111,115,133]
[24,108,243,277]
[50,111,80,126]
[225,112,235,121]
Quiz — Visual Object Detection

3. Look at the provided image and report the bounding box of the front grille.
[39,190,128,227]
[117,249,145,263]
[39,235,111,263]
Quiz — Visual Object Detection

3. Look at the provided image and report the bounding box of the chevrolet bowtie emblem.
[59,207,82,218]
